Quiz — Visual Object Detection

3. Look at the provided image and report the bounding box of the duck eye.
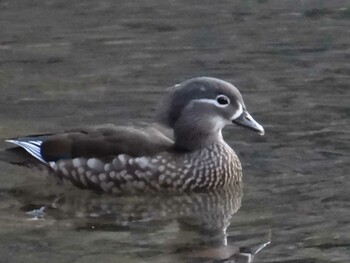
[216,95,230,105]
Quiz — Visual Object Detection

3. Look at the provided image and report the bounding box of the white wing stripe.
[28,141,43,147]
[18,142,45,163]
[5,140,47,163]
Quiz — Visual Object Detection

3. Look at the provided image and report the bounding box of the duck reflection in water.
[15,180,270,263]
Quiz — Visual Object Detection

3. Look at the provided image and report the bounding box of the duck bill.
[232,110,265,135]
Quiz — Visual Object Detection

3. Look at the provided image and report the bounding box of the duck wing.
[2,124,174,165]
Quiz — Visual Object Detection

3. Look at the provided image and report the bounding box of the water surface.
[0,0,349,262]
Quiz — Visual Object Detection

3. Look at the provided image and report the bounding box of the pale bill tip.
[257,124,265,136]
[259,129,265,136]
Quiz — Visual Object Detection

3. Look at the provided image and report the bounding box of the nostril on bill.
[244,115,252,121]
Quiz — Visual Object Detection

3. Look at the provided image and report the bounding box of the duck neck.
[173,121,224,152]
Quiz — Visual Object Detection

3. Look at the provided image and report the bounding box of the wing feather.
[6,139,46,163]
[3,124,174,164]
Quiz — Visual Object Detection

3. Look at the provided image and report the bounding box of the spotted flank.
[6,139,46,163]
[46,142,242,194]
[49,154,160,193]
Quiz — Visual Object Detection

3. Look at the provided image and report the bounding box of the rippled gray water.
[0,0,349,262]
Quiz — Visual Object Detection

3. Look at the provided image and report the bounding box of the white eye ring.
[216,95,230,107]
